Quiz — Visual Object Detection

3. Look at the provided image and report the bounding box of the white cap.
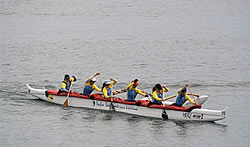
[91,77,97,82]
[104,80,111,85]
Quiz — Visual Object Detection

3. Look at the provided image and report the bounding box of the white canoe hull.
[26,84,226,121]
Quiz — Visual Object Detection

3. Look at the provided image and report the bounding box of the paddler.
[59,74,77,93]
[82,72,102,95]
[148,84,169,106]
[126,79,149,101]
[102,78,117,98]
[172,84,198,107]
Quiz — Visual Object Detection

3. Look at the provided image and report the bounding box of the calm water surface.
[1,0,250,146]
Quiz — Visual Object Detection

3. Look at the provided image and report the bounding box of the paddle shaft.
[187,86,195,100]
[137,83,152,101]
[64,81,73,107]
[162,87,164,102]
[98,75,103,84]
[109,85,116,111]
[163,94,177,101]
[111,85,114,100]
[86,73,101,83]
[138,84,151,95]
[113,89,127,95]
[138,84,145,92]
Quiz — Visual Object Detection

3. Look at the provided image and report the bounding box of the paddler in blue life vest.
[173,84,198,107]
[148,84,169,106]
[59,74,77,93]
[82,72,102,95]
[102,78,117,98]
[126,79,149,101]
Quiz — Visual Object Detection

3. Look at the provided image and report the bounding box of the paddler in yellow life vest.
[59,74,77,93]
[126,79,149,101]
[102,78,117,98]
[173,85,198,107]
[82,72,102,95]
[149,84,169,105]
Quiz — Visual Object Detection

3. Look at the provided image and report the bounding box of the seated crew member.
[59,74,77,93]
[126,79,148,101]
[173,85,198,107]
[82,72,102,95]
[102,78,117,98]
[150,84,169,105]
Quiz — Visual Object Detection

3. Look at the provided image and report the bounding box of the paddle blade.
[109,102,116,111]
[64,98,68,107]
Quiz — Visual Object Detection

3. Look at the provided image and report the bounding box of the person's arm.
[103,87,110,98]
[93,84,102,92]
[60,82,68,92]
[187,93,199,97]
[69,77,76,82]
[135,88,147,96]
[85,72,100,83]
[72,76,77,82]
[162,86,169,92]
[152,91,162,101]
[110,78,117,85]
[185,95,198,105]
[126,82,134,90]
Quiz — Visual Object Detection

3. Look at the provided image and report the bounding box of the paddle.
[187,85,198,105]
[113,89,127,95]
[110,84,115,111]
[138,84,151,95]
[162,86,164,102]
[162,85,168,120]
[63,81,73,107]
[163,94,178,101]
[98,74,103,84]
[137,83,152,101]
[138,83,145,93]
[187,85,196,100]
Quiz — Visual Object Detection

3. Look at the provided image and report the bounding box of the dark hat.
[155,84,162,90]
[181,88,187,93]
[64,74,70,80]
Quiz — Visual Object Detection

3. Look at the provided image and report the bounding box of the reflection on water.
[150,120,165,135]
[61,107,74,120]
[174,121,188,137]
[102,114,113,121]
[126,115,141,123]
[173,120,228,138]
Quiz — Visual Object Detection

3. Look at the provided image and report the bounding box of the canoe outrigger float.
[26,84,226,122]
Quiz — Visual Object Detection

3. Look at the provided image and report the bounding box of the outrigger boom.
[26,84,226,122]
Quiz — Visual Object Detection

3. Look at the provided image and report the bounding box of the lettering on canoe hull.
[93,100,138,111]
[183,112,204,120]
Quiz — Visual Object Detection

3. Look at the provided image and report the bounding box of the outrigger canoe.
[26,84,226,121]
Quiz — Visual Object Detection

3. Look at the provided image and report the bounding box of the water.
[1,0,250,146]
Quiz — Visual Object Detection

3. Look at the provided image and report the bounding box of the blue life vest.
[175,94,187,106]
[63,81,71,90]
[127,89,137,101]
[152,92,163,104]
[107,88,112,96]
[83,85,93,95]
